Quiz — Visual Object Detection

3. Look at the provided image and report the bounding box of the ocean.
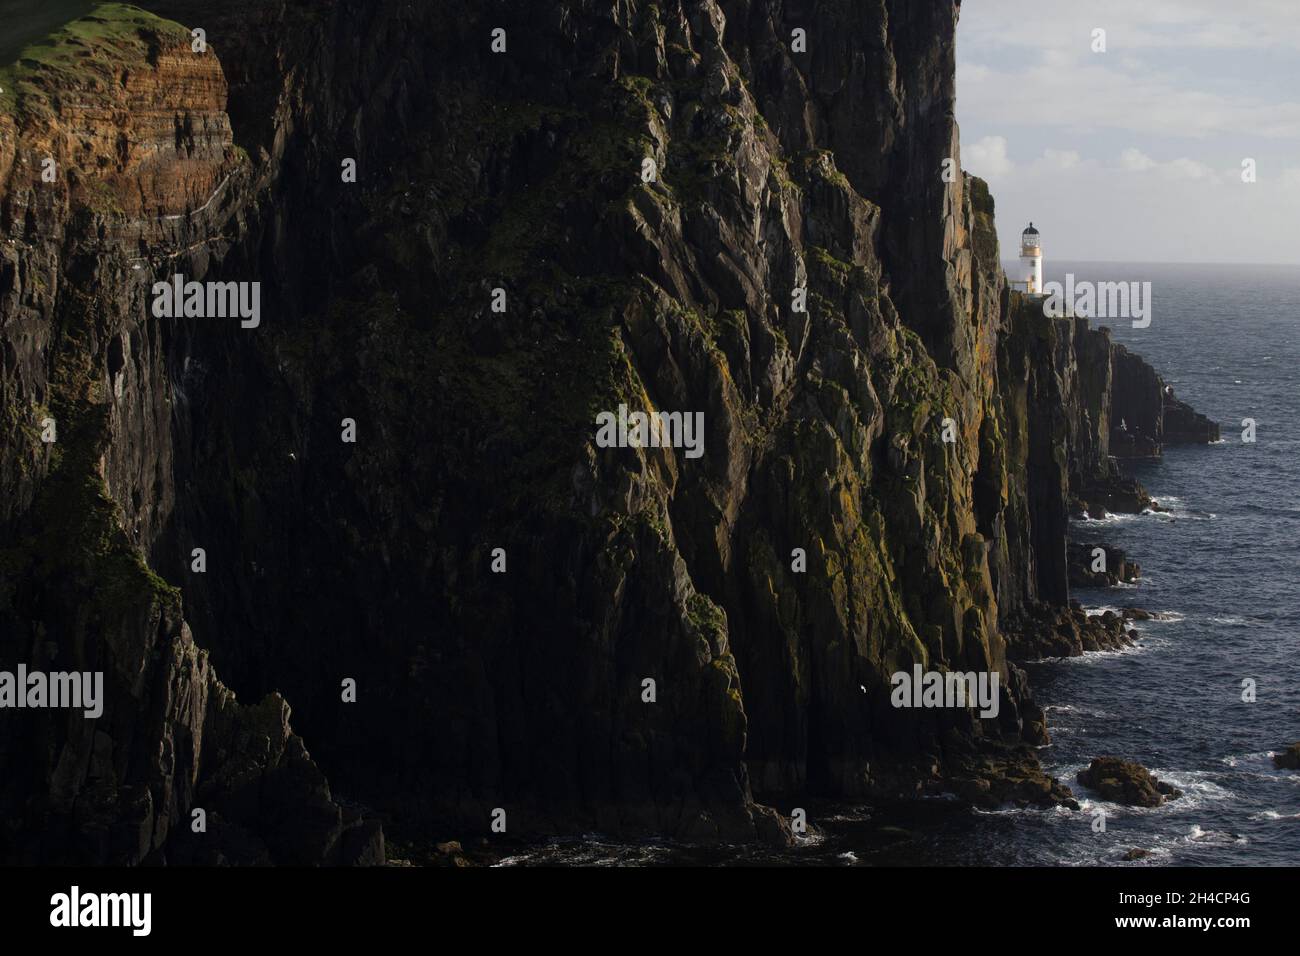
[1011,260,1300,866]
[498,261,1300,866]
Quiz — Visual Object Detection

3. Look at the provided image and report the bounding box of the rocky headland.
[0,0,1219,862]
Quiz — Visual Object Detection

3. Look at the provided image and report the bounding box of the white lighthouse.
[1018,222,1043,295]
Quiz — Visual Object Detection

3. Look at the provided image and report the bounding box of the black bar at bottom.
[0,865,1284,942]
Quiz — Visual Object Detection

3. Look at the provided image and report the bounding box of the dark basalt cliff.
[0,0,1217,863]
[1110,342,1220,456]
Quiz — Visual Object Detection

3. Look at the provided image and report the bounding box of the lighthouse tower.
[1019,222,1043,295]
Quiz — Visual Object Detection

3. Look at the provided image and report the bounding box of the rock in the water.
[1273,743,1300,770]
[1120,607,1156,621]
[1076,757,1183,807]
[1006,604,1134,661]
[1068,541,1140,587]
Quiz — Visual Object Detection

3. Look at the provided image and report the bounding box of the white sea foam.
[1185,824,1247,846]
[1146,610,1185,624]
[1150,506,1216,521]
[1223,751,1289,777]
[494,836,671,867]
[794,828,825,847]
[1043,637,1163,665]
[822,808,872,823]
[1249,809,1300,822]
[1065,766,1230,815]
[971,803,1072,819]
[1084,605,1121,617]
[1077,512,1140,525]
[1149,769,1235,809]
[1045,703,1111,719]
[1144,493,1218,521]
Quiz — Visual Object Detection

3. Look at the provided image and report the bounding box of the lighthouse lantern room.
[1018,222,1043,295]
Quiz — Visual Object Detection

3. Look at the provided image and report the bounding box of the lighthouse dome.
[1023,222,1039,236]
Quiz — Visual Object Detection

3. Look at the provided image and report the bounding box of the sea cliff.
[0,0,1217,862]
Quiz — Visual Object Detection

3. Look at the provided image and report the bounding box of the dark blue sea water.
[1011,261,1300,866]
[499,262,1300,866]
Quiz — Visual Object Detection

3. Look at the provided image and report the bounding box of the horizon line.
[999,258,1300,268]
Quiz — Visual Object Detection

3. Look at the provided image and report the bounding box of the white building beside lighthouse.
[1016,222,1043,294]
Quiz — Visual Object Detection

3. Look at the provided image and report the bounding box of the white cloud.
[975,145,1300,263]
[1036,148,1083,171]
[957,2,1300,262]
[960,56,1300,141]
[964,142,1096,180]
[1165,157,1218,180]
[1120,148,1156,171]
[959,2,1300,141]
[1120,150,1223,182]
[961,0,1300,54]
[965,135,1015,179]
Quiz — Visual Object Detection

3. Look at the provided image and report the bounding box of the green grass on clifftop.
[0,2,189,117]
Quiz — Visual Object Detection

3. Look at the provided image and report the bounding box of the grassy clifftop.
[0,2,190,117]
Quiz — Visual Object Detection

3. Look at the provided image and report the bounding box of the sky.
[956,0,1300,265]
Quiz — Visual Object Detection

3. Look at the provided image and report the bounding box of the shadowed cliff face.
[0,0,1216,860]
[0,3,379,864]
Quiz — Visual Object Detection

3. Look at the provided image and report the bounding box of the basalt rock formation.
[1111,341,1221,457]
[0,0,1217,862]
